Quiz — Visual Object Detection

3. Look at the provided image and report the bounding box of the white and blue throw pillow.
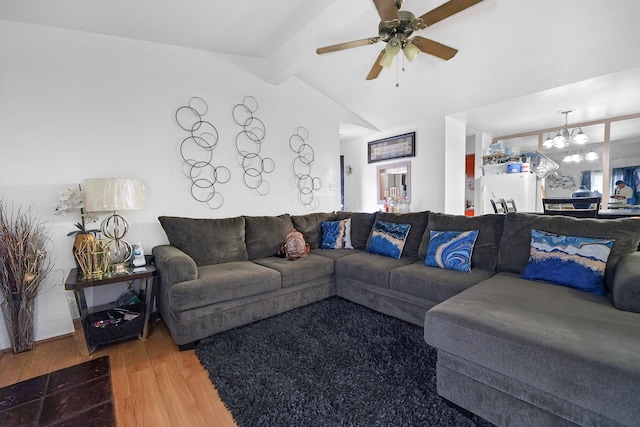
[424,230,479,272]
[343,218,354,249]
[521,229,614,296]
[366,221,411,259]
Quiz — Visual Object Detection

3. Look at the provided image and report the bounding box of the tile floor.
[0,355,115,426]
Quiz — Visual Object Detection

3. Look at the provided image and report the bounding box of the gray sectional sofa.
[153,210,640,427]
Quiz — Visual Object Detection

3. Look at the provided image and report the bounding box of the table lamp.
[82,178,146,273]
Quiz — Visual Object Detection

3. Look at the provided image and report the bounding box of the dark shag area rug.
[196,297,495,427]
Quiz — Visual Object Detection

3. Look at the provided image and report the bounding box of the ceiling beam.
[492,112,640,143]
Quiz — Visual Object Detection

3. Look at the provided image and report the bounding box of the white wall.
[340,117,446,213]
[444,117,466,215]
[0,20,342,349]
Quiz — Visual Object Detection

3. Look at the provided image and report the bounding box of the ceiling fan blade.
[316,37,380,54]
[412,36,458,60]
[419,0,483,27]
[366,50,385,80]
[372,0,399,23]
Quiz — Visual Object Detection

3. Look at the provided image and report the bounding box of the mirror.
[377,161,410,204]
[610,118,640,207]
[542,123,605,198]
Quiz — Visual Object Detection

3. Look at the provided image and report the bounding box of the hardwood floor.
[0,319,237,427]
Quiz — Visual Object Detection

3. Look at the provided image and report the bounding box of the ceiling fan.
[316,0,484,80]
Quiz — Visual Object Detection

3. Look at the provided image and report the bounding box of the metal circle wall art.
[232,96,274,195]
[175,97,230,209]
[289,126,322,209]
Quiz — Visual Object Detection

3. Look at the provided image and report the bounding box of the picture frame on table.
[367,132,416,163]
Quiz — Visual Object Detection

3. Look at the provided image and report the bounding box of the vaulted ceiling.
[2,0,640,141]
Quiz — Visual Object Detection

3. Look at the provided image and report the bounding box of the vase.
[73,238,109,279]
[1,294,35,353]
[571,185,596,209]
[73,233,95,269]
[571,185,595,199]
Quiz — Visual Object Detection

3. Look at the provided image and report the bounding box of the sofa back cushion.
[419,212,505,271]
[497,212,640,290]
[371,211,429,258]
[244,214,294,259]
[335,211,376,250]
[291,212,336,249]
[158,216,248,266]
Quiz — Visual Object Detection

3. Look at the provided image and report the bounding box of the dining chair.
[490,198,508,214]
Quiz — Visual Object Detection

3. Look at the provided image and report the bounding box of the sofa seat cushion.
[336,251,417,288]
[311,248,362,262]
[253,254,334,288]
[169,261,281,311]
[390,261,493,303]
[424,272,640,426]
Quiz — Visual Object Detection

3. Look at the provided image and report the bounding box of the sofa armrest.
[152,245,198,286]
[612,252,640,313]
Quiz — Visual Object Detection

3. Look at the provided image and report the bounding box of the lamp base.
[110,262,129,275]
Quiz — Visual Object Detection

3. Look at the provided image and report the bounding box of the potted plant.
[0,199,53,353]
[54,186,99,267]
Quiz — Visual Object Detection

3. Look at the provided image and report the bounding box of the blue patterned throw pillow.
[521,229,614,296]
[424,230,479,272]
[366,221,411,259]
[320,220,345,249]
[321,219,354,249]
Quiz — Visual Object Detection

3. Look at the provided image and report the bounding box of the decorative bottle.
[132,242,146,267]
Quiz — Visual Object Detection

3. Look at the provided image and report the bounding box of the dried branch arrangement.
[0,199,53,352]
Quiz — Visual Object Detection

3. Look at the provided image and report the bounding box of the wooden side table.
[65,265,156,355]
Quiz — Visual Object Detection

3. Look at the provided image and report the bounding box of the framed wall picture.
[367,132,416,163]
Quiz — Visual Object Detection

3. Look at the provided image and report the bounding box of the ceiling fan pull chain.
[396,57,400,87]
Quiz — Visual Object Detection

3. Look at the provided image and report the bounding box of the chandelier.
[543,110,590,149]
[562,149,599,163]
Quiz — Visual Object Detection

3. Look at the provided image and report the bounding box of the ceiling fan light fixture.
[380,37,401,68]
[385,37,402,55]
[403,42,420,62]
[316,0,485,81]
[379,51,395,68]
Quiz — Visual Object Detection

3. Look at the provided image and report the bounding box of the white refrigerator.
[477,172,543,214]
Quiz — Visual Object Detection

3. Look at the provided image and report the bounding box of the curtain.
[611,166,640,205]
[581,171,591,188]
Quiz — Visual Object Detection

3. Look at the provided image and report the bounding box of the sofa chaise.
[153,210,640,427]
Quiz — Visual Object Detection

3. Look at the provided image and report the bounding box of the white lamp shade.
[82,178,146,212]
[379,51,395,68]
[385,37,401,56]
[584,151,599,161]
[572,130,590,144]
[403,43,420,62]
